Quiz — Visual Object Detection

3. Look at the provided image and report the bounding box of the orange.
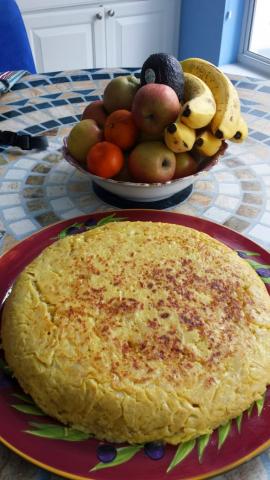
[104,109,138,150]
[87,141,124,178]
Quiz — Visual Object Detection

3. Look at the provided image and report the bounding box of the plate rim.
[0,208,269,261]
[0,208,270,480]
[1,433,270,480]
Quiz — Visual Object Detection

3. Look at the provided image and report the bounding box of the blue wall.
[219,0,245,65]
[178,0,245,65]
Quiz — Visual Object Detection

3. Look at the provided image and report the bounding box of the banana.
[230,115,248,143]
[181,58,240,140]
[181,72,216,129]
[195,131,222,157]
[164,119,196,153]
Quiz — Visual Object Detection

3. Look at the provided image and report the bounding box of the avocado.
[140,53,184,103]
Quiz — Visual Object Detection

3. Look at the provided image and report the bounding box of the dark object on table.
[0,131,48,150]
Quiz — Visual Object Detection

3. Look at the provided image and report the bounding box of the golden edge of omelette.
[1,221,270,445]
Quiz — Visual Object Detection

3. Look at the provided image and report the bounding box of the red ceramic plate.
[1,209,270,480]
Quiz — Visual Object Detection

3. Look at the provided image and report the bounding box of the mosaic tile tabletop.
[1,68,270,480]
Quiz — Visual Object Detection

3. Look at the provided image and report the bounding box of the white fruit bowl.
[62,138,227,203]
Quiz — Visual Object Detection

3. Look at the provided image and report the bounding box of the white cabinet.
[19,0,180,73]
[105,0,179,68]
[22,5,106,72]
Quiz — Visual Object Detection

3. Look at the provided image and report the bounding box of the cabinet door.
[105,0,180,68]
[23,6,106,73]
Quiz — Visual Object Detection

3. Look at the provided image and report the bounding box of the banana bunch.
[230,115,248,143]
[181,72,216,129]
[181,58,241,140]
[195,131,222,156]
[164,57,248,160]
[164,118,196,153]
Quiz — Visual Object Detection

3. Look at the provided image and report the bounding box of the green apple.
[103,75,140,113]
[128,142,176,183]
[67,119,102,165]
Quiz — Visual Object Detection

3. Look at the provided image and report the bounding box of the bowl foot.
[92,182,193,210]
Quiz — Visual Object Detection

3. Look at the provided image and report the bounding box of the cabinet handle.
[96,12,103,19]
[107,9,115,17]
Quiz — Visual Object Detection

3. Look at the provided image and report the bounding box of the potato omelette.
[2,221,270,445]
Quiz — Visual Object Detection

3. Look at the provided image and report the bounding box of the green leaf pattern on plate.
[58,223,84,239]
[91,445,143,471]
[167,439,196,473]
[57,214,127,239]
[26,422,91,441]
[96,213,127,227]
[12,404,45,416]
[239,250,270,284]
[244,260,270,269]
[236,413,243,433]
[239,251,260,256]
[218,420,231,449]
[198,434,210,463]
[12,393,34,404]
[256,394,266,416]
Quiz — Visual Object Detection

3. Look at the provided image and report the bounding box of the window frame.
[238,0,270,77]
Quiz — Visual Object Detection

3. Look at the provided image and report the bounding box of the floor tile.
[243,193,263,205]
[15,158,36,169]
[260,211,270,225]
[237,205,260,218]
[224,217,250,232]
[0,193,21,206]
[60,208,84,219]
[249,224,270,241]
[215,195,240,210]
[50,197,74,211]
[5,169,27,180]
[203,207,231,223]
[218,183,241,195]
[9,218,36,236]
[3,206,26,221]
[251,164,270,175]
[214,172,236,182]
[46,185,66,197]
[0,182,20,193]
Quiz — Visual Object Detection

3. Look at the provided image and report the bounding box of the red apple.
[81,100,107,129]
[132,84,180,136]
[173,152,198,179]
[128,141,176,183]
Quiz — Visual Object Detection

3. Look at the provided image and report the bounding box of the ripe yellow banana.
[164,119,196,153]
[181,58,240,140]
[181,72,216,129]
[230,115,248,143]
[195,131,222,157]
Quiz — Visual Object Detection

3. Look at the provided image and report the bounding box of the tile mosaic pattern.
[1,69,270,480]
[0,69,270,252]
